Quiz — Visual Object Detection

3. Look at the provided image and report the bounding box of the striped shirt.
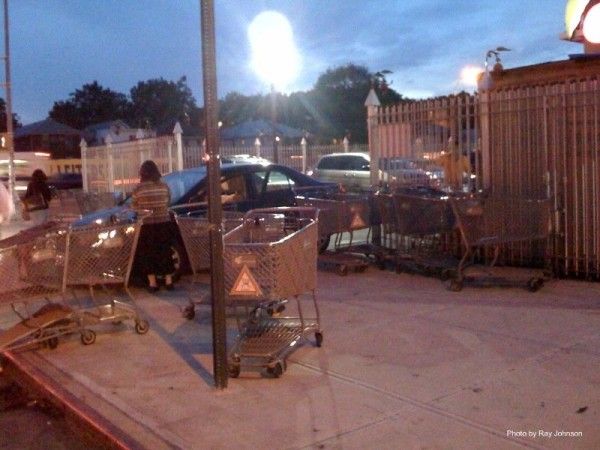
[132,180,171,224]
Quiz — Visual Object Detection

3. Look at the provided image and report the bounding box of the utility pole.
[200,0,228,389]
[2,0,16,208]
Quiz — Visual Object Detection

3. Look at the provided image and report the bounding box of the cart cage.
[224,207,318,302]
[390,193,455,236]
[450,196,551,248]
[0,229,69,308]
[295,193,372,237]
[175,211,244,275]
[74,191,124,215]
[64,220,142,288]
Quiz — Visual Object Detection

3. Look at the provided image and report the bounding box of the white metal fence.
[81,127,366,197]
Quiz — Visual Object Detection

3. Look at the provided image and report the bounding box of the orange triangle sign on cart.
[230,264,263,297]
[351,212,366,229]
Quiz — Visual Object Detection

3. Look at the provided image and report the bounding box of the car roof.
[319,152,369,159]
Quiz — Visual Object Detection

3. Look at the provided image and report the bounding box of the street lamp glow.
[460,65,484,88]
[248,11,300,90]
[583,4,600,44]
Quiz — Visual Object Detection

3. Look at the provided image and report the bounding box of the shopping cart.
[64,216,150,335]
[175,210,244,320]
[447,195,551,291]
[224,207,322,378]
[296,193,373,275]
[0,228,95,351]
[74,190,123,215]
[375,192,457,278]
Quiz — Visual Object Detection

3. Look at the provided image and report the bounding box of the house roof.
[14,118,82,138]
[84,119,131,133]
[220,119,306,141]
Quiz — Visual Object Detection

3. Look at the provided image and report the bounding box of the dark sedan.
[47,172,83,191]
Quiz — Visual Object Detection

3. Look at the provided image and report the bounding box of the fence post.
[105,134,115,193]
[365,87,381,187]
[254,137,261,158]
[173,122,183,171]
[301,137,307,173]
[343,136,349,153]
[80,138,88,192]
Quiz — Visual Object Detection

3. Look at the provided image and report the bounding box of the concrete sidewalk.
[2,267,599,449]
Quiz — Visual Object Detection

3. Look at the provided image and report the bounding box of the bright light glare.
[583,4,600,44]
[248,11,300,90]
[460,66,484,87]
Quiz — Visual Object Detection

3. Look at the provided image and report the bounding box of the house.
[219,119,307,146]
[84,120,156,146]
[14,118,82,159]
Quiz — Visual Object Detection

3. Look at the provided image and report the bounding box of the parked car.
[47,172,83,191]
[221,154,271,165]
[308,152,372,192]
[76,163,338,282]
[379,157,440,187]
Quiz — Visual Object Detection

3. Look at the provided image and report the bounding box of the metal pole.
[3,0,16,208]
[270,84,278,163]
[200,0,227,389]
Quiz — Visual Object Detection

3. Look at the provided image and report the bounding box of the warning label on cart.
[350,212,366,229]
[230,264,263,297]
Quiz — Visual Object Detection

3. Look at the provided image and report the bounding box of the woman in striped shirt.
[132,160,176,292]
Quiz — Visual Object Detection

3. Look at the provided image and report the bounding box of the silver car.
[309,152,372,191]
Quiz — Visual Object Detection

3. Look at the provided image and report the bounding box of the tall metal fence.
[371,94,480,191]
[370,77,600,280]
[481,77,600,279]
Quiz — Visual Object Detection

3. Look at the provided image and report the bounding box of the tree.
[0,97,21,132]
[307,64,374,143]
[48,81,130,130]
[129,76,199,129]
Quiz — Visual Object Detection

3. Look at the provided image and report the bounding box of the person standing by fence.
[132,160,176,292]
[22,169,52,226]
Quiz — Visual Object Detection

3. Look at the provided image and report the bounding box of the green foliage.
[0,97,22,132]
[218,64,404,144]
[128,76,200,129]
[49,81,130,130]
[46,64,406,143]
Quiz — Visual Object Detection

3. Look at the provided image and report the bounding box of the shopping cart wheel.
[445,279,463,292]
[81,329,96,346]
[135,320,150,334]
[336,265,348,276]
[228,365,240,378]
[183,305,195,320]
[47,336,59,350]
[267,362,284,378]
[527,277,544,292]
[440,269,453,282]
[315,332,323,347]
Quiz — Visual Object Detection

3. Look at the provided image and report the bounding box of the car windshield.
[163,167,207,204]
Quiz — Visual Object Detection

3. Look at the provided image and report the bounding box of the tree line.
[2,64,405,144]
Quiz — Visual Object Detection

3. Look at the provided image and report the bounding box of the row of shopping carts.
[292,188,551,291]
[0,214,149,353]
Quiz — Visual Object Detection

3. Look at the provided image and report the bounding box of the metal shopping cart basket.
[447,195,551,291]
[375,191,457,278]
[296,193,373,275]
[63,215,150,336]
[0,227,96,352]
[224,207,322,378]
[175,210,244,320]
